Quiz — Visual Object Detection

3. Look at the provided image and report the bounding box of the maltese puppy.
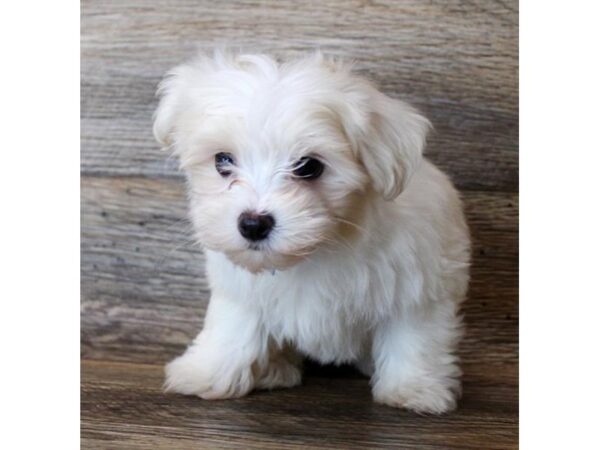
[153,52,470,413]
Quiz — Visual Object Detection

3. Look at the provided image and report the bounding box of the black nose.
[238,212,275,242]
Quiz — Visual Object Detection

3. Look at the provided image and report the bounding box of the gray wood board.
[82,360,517,450]
[81,1,518,446]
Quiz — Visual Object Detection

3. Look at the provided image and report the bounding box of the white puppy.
[153,52,470,413]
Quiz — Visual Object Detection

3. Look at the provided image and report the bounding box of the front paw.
[164,347,254,399]
[372,376,461,414]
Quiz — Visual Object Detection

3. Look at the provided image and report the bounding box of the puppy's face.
[154,53,430,272]
[178,104,368,273]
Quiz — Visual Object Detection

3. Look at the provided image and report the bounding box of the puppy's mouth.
[226,241,314,274]
[248,242,264,251]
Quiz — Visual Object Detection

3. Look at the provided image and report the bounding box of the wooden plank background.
[81,1,518,448]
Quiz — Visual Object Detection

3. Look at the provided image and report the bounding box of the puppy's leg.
[371,301,463,413]
[164,294,267,399]
[254,342,303,391]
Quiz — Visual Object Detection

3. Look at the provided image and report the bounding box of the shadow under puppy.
[153,52,470,413]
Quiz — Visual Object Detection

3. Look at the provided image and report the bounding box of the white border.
[0,1,80,448]
[521,1,600,449]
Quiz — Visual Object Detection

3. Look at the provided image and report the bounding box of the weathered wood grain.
[81,0,517,191]
[81,176,517,381]
[81,360,517,450]
[81,0,518,447]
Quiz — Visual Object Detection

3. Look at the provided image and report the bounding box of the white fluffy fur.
[153,52,470,413]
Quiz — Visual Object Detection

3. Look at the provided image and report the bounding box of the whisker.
[332,216,370,237]
[153,235,200,271]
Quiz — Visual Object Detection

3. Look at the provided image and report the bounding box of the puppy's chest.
[254,277,371,364]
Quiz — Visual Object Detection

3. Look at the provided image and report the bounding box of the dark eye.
[292,157,324,180]
[215,152,235,176]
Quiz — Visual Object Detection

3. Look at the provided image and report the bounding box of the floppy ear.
[343,86,431,201]
[152,64,191,149]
